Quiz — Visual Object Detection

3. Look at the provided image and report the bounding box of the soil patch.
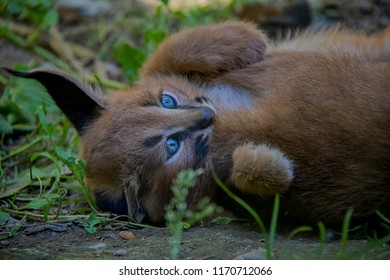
[1,221,389,260]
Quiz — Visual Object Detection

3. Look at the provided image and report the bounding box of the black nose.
[199,107,215,128]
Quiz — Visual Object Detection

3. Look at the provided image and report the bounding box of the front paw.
[231,143,294,197]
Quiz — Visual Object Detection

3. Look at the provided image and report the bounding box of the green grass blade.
[267,194,280,258]
[209,165,268,237]
[316,221,326,260]
[336,208,354,259]
[288,225,314,239]
[0,136,43,161]
[348,233,390,259]
[376,210,390,224]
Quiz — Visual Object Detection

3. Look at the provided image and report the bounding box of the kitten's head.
[8,69,216,225]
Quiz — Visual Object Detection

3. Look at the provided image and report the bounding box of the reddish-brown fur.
[212,52,390,225]
[11,22,390,227]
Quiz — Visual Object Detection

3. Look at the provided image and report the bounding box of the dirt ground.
[1,219,389,260]
[1,0,390,260]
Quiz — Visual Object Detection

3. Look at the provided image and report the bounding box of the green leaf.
[0,114,13,134]
[85,213,107,234]
[55,148,85,184]
[85,226,97,234]
[88,213,101,227]
[161,0,169,6]
[55,148,98,212]
[45,193,60,200]
[174,11,186,20]
[145,29,167,50]
[40,8,58,30]
[210,216,234,225]
[113,40,146,83]
[21,198,49,210]
[10,216,26,237]
[0,163,60,199]
[0,170,32,199]
[0,77,58,131]
[0,211,11,225]
[6,1,23,15]
[180,222,191,230]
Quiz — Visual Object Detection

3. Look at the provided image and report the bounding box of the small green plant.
[84,212,110,234]
[165,168,220,260]
[113,0,173,84]
[0,0,58,31]
[0,0,238,241]
[342,210,390,259]
[55,148,98,213]
[0,75,126,235]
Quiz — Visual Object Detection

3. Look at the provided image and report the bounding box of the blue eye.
[166,138,180,157]
[161,93,177,109]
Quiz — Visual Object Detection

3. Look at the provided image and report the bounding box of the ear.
[4,68,105,134]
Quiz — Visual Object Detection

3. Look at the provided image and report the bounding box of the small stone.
[119,231,137,240]
[325,229,337,241]
[113,249,128,257]
[45,224,67,232]
[0,241,9,246]
[25,225,46,235]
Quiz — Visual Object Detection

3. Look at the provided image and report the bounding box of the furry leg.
[231,143,294,197]
[141,22,267,80]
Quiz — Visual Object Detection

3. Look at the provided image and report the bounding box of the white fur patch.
[204,84,254,111]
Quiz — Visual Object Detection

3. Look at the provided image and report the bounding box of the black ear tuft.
[4,68,105,135]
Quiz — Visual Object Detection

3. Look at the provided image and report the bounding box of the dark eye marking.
[195,97,203,103]
[177,105,198,109]
[141,100,159,107]
[195,97,208,103]
[169,131,191,142]
[143,135,163,148]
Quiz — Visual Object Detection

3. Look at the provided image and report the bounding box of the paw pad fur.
[231,143,294,197]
